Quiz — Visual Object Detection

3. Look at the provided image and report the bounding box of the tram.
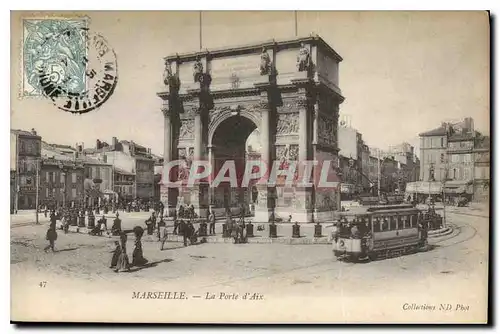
[331,204,429,262]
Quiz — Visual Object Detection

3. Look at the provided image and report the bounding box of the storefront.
[442,180,473,204]
[405,181,443,203]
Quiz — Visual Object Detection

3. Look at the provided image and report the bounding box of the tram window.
[402,216,408,229]
[373,219,381,232]
[390,217,397,230]
[409,215,415,228]
[381,218,389,231]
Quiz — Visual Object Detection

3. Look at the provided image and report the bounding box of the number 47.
[39,281,47,288]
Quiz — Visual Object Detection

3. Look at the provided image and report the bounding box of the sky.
[10,11,490,157]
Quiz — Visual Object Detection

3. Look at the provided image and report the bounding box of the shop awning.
[443,180,473,195]
[405,181,442,194]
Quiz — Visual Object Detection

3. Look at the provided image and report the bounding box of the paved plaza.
[10,205,488,323]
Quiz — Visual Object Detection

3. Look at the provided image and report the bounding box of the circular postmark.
[24,22,118,114]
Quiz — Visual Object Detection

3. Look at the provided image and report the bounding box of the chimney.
[96,139,101,150]
[31,128,37,136]
[112,137,118,148]
[73,151,78,161]
[464,117,474,133]
[147,148,151,154]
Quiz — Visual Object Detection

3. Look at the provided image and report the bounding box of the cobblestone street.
[10,207,488,323]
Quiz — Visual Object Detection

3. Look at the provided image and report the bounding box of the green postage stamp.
[21,17,118,113]
[22,18,88,97]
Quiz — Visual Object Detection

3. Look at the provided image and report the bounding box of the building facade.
[40,158,85,208]
[83,137,155,200]
[473,134,490,201]
[388,142,419,192]
[11,129,42,210]
[419,126,448,182]
[418,117,489,201]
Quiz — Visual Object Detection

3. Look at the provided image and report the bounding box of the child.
[110,241,121,269]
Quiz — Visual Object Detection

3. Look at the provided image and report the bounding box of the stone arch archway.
[209,111,260,214]
[208,108,261,146]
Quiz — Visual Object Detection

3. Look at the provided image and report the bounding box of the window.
[440,137,444,147]
[72,173,77,183]
[46,171,49,181]
[52,172,56,182]
[464,154,472,163]
[60,173,65,183]
[381,218,389,232]
[45,188,49,197]
[390,216,398,230]
[451,155,459,163]
[453,169,457,179]
[72,188,77,198]
[464,168,470,181]
[401,216,409,229]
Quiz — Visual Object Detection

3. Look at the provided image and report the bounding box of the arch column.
[292,86,314,222]
[160,100,178,217]
[253,86,274,222]
[185,87,211,219]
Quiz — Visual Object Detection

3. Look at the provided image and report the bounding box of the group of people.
[177,204,197,219]
[88,212,123,237]
[109,227,148,273]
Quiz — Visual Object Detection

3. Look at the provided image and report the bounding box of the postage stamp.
[22,17,118,114]
[22,18,88,97]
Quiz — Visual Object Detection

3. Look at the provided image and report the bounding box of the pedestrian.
[145,217,154,235]
[173,216,179,235]
[190,204,195,218]
[132,226,148,266]
[151,212,157,231]
[111,213,122,236]
[157,215,165,241]
[44,222,57,252]
[179,220,188,246]
[239,220,246,243]
[187,221,197,245]
[110,241,121,269]
[159,223,169,250]
[115,232,130,273]
[209,210,216,235]
[100,215,107,234]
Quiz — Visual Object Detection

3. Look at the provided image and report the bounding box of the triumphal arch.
[158,35,344,223]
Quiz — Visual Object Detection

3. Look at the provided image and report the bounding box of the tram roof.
[334,205,420,218]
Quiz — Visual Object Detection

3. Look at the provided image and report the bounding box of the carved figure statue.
[260,47,272,75]
[297,42,311,72]
[193,56,204,83]
[163,63,180,91]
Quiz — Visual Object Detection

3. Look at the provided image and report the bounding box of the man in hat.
[111,212,122,236]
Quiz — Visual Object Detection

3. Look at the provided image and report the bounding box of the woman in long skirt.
[132,226,148,266]
[115,233,130,273]
[44,223,58,252]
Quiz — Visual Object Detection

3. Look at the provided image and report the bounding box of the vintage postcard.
[10,11,490,323]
